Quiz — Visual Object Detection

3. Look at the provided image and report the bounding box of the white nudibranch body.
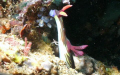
[55,16,68,61]
[49,9,73,68]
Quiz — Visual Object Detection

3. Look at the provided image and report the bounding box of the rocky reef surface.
[0,0,120,75]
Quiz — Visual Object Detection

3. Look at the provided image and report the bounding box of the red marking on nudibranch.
[59,5,72,17]
[61,5,72,11]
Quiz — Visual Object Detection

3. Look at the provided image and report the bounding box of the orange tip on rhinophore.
[62,5,72,11]
[59,11,68,17]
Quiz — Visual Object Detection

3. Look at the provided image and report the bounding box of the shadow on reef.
[64,0,120,70]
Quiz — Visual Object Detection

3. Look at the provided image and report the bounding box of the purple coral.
[67,39,88,56]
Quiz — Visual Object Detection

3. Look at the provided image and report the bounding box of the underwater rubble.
[0,0,120,75]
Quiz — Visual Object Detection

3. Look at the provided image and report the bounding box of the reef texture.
[0,34,120,75]
[0,0,120,75]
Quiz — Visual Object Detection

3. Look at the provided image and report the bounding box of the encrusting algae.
[0,0,120,75]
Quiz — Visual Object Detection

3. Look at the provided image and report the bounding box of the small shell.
[38,19,44,27]
[41,61,52,71]
[37,13,42,18]
[36,19,40,23]
[41,16,49,23]
[47,23,52,28]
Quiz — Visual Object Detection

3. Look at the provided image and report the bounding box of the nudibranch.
[49,5,88,68]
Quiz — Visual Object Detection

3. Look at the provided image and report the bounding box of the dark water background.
[64,0,120,69]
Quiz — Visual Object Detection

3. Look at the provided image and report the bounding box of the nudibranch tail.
[65,52,75,68]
